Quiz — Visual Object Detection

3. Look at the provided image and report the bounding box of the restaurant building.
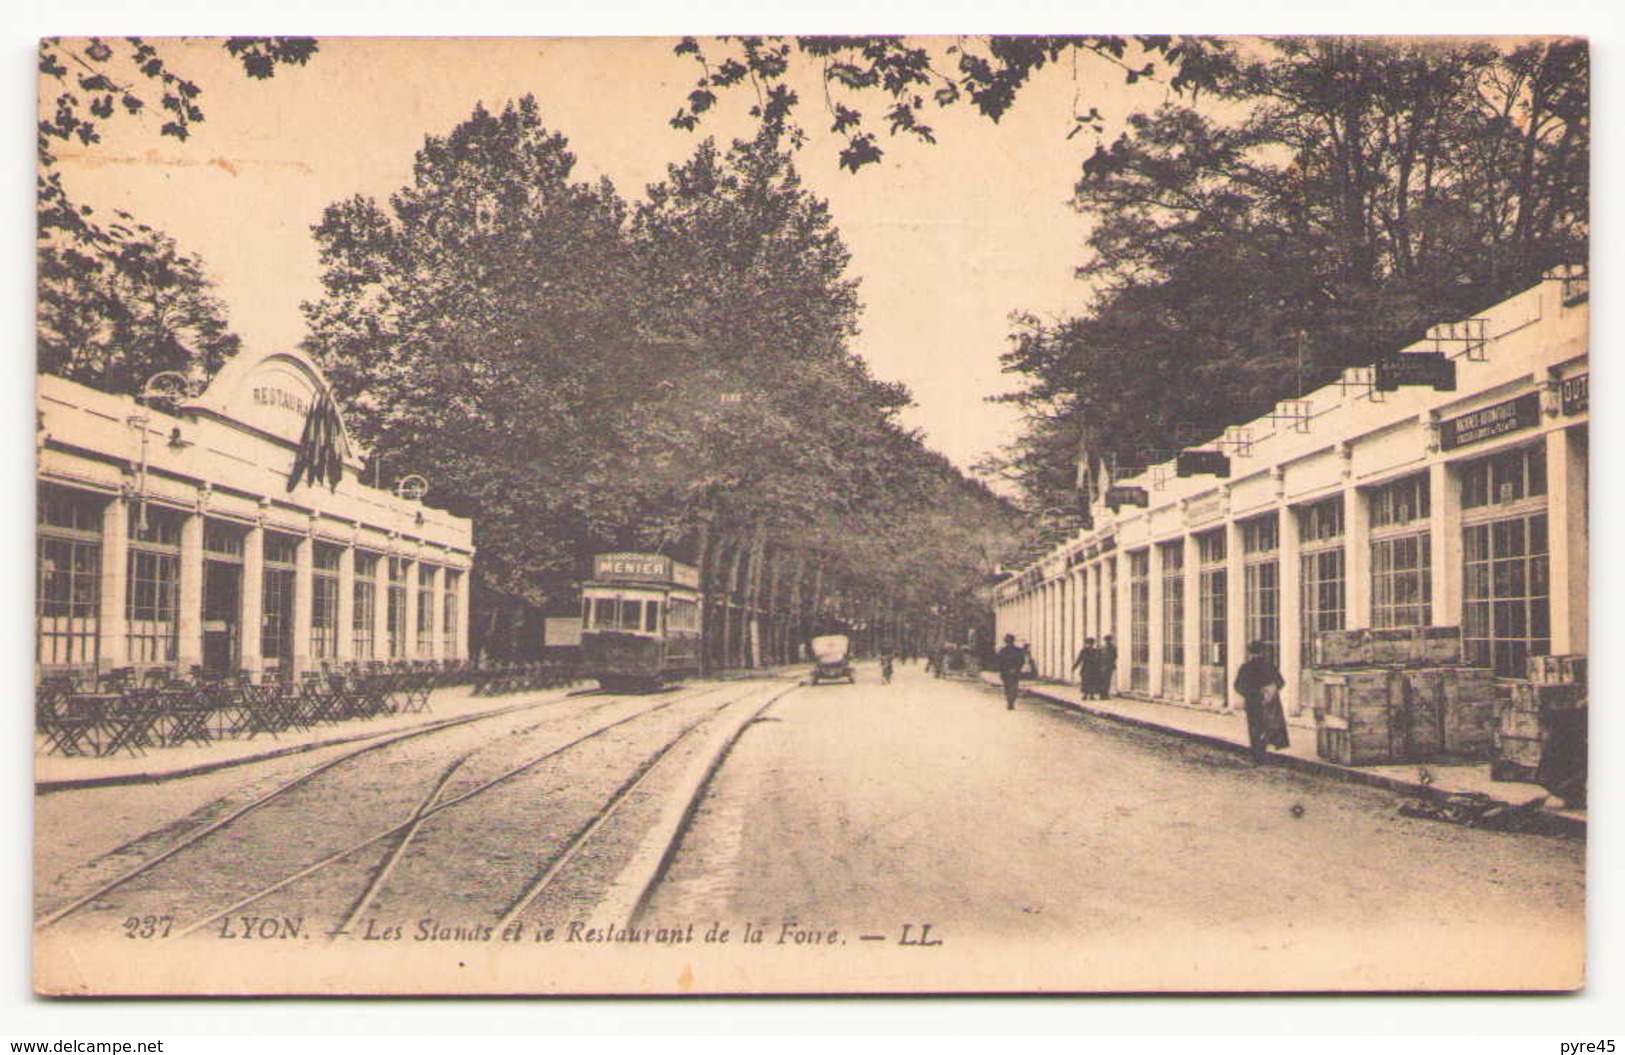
[35,348,474,681]
[994,272,1588,717]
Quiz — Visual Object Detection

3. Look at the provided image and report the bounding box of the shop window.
[442,569,461,658]
[387,558,408,659]
[1240,513,1280,662]
[1128,549,1151,691]
[1369,476,1432,629]
[416,565,435,654]
[1196,531,1227,701]
[261,532,298,667]
[1463,473,1551,677]
[353,552,378,660]
[1371,533,1432,628]
[1298,495,1344,543]
[1370,473,1430,529]
[1159,541,1185,695]
[127,506,184,666]
[311,543,341,661]
[37,487,104,670]
[1461,445,1546,510]
[1297,497,1345,662]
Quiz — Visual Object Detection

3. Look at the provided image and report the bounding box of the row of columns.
[94,497,471,676]
[996,427,1586,714]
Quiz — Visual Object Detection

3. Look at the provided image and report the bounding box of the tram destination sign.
[1374,351,1457,392]
[593,552,673,582]
[1439,392,1541,450]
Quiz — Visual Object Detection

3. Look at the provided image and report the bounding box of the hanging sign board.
[1176,450,1231,478]
[1374,352,1457,392]
[1560,373,1588,416]
[1439,392,1541,450]
[1106,485,1150,511]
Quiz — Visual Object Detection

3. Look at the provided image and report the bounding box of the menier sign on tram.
[593,552,676,582]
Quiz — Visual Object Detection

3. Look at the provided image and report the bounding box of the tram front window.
[591,597,616,630]
[645,600,662,633]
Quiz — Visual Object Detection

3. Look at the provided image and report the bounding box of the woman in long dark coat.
[1234,639,1289,759]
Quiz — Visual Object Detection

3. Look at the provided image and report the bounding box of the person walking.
[1072,637,1101,700]
[994,634,1032,710]
[1100,634,1119,698]
[1235,639,1289,760]
[880,651,895,684]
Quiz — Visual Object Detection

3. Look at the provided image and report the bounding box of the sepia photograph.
[27,31,1591,999]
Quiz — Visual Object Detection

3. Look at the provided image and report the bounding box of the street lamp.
[127,371,192,535]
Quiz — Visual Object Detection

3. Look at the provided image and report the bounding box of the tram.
[580,552,703,691]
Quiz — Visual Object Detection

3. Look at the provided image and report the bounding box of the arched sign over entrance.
[184,350,366,486]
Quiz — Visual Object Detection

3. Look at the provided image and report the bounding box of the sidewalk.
[33,682,590,793]
[985,673,1585,834]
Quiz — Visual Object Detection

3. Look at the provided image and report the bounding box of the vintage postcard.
[32,35,1587,995]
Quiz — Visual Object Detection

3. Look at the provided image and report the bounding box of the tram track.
[33,682,708,932]
[37,677,788,939]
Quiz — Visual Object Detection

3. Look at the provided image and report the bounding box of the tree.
[990,37,1587,509]
[37,37,318,395]
[668,35,1233,172]
[305,97,649,614]
[38,211,240,393]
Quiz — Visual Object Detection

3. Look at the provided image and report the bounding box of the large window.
[261,532,298,668]
[127,506,183,667]
[311,543,341,662]
[353,552,378,661]
[1128,549,1151,692]
[1159,541,1185,695]
[37,487,104,669]
[387,558,408,659]
[1241,514,1280,661]
[416,564,436,655]
[1461,444,1550,677]
[1369,474,1432,629]
[1297,497,1345,663]
[1196,530,1227,701]
[442,569,461,659]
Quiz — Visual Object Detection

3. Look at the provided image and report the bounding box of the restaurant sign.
[1439,392,1541,451]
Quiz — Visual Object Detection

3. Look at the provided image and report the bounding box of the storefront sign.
[593,553,672,582]
[1439,392,1541,450]
[1186,493,1224,525]
[1176,450,1231,478]
[1374,352,1457,392]
[1106,485,1149,511]
[1560,373,1588,416]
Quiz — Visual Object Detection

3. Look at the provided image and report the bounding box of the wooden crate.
[1311,627,1463,668]
[1499,708,1544,741]
[1526,654,1588,686]
[1311,668,1405,764]
[1398,668,1447,759]
[1509,681,1587,714]
[1493,731,1545,777]
[1413,626,1464,666]
[1312,629,1371,668]
[1441,667,1498,758]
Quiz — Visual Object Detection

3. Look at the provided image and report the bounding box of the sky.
[42,36,1181,478]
